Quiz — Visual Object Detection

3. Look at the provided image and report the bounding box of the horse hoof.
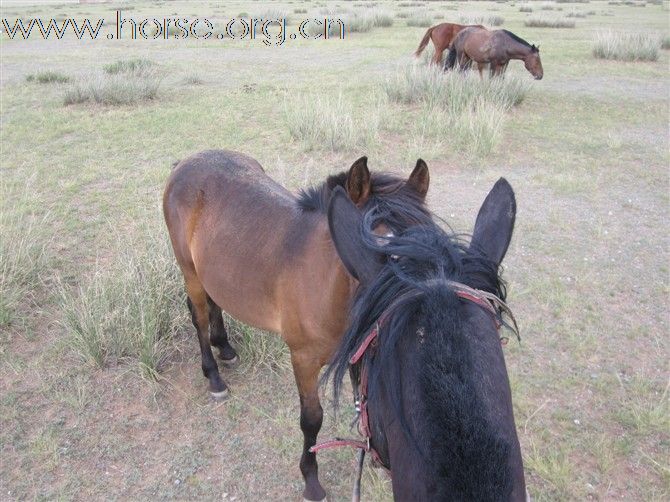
[210,389,229,401]
[220,355,240,368]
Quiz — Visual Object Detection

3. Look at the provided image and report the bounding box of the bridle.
[310,280,520,502]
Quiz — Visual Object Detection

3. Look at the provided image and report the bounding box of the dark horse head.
[325,179,527,501]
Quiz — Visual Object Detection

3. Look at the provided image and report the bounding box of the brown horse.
[445,27,543,79]
[414,22,484,65]
[163,150,432,501]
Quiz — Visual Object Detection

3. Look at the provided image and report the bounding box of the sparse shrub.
[524,17,576,28]
[64,72,161,106]
[540,2,556,10]
[294,8,307,14]
[406,14,433,27]
[59,232,184,378]
[283,93,378,151]
[566,10,587,17]
[103,58,154,76]
[520,5,534,12]
[661,36,670,50]
[592,31,659,61]
[26,71,70,84]
[396,11,410,18]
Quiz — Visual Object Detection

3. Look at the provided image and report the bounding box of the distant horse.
[321,178,528,500]
[445,27,543,79]
[414,22,484,65]
[163,150,432,501]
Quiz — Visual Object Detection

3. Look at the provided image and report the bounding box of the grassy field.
[1,0,668,500]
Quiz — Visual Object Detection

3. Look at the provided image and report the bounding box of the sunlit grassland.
[1,0,668,500]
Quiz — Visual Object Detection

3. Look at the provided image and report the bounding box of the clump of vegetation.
[460,14,505,26]
[103,58,154,76]
[283,93,379,152]
[26,71,70,84]
[519,5,534,12]
[382,64,530,156]
[566,10,587,17]
[65,59,161,106]
[183,75,204,85]
[660,36,670,50]
[258,8,290,22]
[524,17,576,28]
[59,232,184,379]
[64,74,160,106]
[293,8,307,14]
[406,14,433,27]
[0,185,52,327]
[592,31,659,61]
[369,9,394,28]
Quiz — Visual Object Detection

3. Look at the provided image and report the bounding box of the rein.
[311,281,519,501]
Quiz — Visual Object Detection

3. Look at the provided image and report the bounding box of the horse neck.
[505,38,533,60]
[294,216,356,321]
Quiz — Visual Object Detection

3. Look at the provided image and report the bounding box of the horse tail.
[414,26,434,57]
[444,46,457,70]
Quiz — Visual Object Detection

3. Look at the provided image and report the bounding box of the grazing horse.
[322,178,528,500]
[163,149,432,501]
[445,27,543,79]
[414,22,484,65]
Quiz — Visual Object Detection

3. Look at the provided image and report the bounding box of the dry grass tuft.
[592,31,659,61]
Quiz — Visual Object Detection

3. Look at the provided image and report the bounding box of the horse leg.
[185,279,227,398]
[432,47,444,66]
[207,295,239,367]
[292,352,326,501]
[477,62,485,80]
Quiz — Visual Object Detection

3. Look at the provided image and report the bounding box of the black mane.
[502,29,533,49]
[324,223,513,499]
[297,172,433,230]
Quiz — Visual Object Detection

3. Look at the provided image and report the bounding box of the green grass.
[593,31,660,61]
[0,185,52,327]
[26,71,70,84]
[1,0,669,500]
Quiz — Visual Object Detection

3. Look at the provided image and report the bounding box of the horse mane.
[324,223,513,499]
[502,29,533,50]
[297,171,433,229]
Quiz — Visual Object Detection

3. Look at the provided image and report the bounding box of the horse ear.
[407,159,430,199]
[328,186,383,284]
[470,178,516,267]
[346,156,371,206]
